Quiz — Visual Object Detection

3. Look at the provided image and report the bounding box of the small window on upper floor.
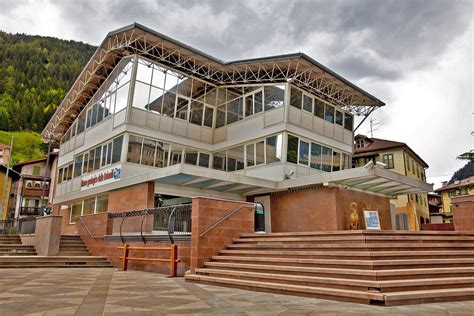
[355,139,365,149]
[290,87,302,109]
[324,104,335,123]
[383,154,394,169]
[335,111,343,126]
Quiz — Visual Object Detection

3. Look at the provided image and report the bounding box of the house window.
[324,104,335,123]
[290,87,302,109]
[287,135,299,164]
[355,139,364,149]
[335,111,343,126]
[383,154,394,169]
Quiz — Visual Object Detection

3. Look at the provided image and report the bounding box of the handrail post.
[167,207,177,245]
[170,244,177,277]
[122,243,129,271]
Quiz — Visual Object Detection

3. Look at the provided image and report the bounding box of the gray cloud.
[44,0,472,82]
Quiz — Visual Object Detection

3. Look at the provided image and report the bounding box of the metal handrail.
[199,203,255,238]
[139,214,147,244]
[167,206,177,244]
[119,216,126,244]
[78,217,102,239]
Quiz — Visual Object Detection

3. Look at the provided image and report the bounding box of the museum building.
[42,23,432,234]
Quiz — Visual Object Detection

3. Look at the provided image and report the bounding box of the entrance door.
[254,195,271,233]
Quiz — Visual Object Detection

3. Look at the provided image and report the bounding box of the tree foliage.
[0,31,96,132]
[0,131,46,164]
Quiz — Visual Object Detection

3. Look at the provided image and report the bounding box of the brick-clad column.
[190,197,255,273]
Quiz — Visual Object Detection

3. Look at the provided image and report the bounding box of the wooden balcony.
[19,207,42,216]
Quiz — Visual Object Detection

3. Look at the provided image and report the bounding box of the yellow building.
[0,165,20,220]
[435,163,474,218]
[353,135,430,230]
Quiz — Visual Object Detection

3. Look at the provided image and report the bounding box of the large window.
[287,134,299,164]
[74,57,133,138]
[321,146,333,172]
[70,195,109,223]
[266,135,282,164]
[60,135,124,182]
[264,85,285,111]
[286,134,348,173]
[310,143,322,170]
[131,57,217,128]
[127,135,143,164]
[298,140,310,165]
[324,104,335,123]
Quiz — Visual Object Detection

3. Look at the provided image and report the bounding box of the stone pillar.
[190,197,255,273]
[34,215,63,256]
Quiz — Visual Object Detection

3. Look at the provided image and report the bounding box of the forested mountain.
[0,31,96,132]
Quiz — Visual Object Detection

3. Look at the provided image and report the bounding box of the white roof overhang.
[150,162,432,198]
[278,162,432,198]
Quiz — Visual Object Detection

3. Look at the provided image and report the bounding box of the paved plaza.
[0,268,472,315]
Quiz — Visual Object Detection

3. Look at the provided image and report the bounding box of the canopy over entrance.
[153,162,432,198]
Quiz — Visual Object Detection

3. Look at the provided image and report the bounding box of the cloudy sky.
[1,0,472,188]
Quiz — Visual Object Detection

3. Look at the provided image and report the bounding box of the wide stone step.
[195,268,474,292]
[383,287,474,305]
[186,274,384,304]
[57,253,91,256]
[204,261,474,281]
[240,231,474,238]
[211,255,474,270]
[227,242,474,251]
[0,252,37,256]
[219,249,474,259]
[59,245,88,249]
[0,263,113,268]
[235,236,474,244]
[195,268,378,291]
[0,256,108,262]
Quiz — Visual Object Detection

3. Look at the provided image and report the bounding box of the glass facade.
[57,53,356,193]
[286,133,351,172]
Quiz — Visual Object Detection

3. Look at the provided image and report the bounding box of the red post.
[122,243,129,271]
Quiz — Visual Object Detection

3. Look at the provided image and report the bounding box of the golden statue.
[350,202,359,230]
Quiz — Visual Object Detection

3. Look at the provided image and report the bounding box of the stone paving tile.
[0,268,473,315]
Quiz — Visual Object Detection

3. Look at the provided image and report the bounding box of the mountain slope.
[0,31,96,132]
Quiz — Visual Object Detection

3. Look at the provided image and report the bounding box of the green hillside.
[0,31,96,132]
[0,131,46,165]
[0,31,96,163]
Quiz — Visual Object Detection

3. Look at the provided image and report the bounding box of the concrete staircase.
[0,235,112,268]
[185,231,474,305]
[58,235,92,256]
[0,236,36,256]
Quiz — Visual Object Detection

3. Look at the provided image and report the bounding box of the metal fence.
[0,217,37,235]
[108,204,192,244]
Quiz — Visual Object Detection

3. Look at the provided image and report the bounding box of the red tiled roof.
[353,135,429,168]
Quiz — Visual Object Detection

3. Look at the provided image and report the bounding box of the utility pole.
[40,137,52,214]
[0,137,14,218]
[367,118,380,138]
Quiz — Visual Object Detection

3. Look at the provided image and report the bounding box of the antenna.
[367,118,380,138]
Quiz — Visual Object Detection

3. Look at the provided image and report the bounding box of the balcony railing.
[20,207,42,216]
[23,188,50,197]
